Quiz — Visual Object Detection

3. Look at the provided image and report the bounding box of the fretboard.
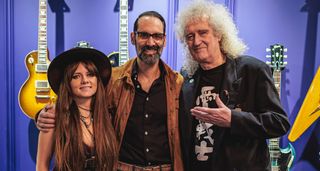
[273,70,281,96]
[38,0,47,65]
[119,0,129,66]
[270,69,282,171]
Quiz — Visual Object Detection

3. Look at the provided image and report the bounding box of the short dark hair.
[133,11,166,34]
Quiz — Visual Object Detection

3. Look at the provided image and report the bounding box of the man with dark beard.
[36,11,184,171]
[108,11,184,170]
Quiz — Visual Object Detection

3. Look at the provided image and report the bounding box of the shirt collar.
[131,59,167,80]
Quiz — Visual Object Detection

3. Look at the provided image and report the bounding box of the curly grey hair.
[175,0,247,76]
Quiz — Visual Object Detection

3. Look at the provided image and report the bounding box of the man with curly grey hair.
[176,0,290,170]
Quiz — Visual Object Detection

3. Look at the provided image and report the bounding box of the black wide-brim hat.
[48,47,111,94]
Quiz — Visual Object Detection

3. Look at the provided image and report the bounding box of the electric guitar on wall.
[266,44,295,171]
[108,0,130,67]
[18,0,56,119]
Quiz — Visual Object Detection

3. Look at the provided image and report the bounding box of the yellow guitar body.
[288,67,320,142]
[18,50,56,119]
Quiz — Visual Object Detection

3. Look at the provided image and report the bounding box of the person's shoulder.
[176,72,184,85]
[111,66,123,76]
[167,67,184,84]
[111,58,135,77]
[235,55,269,70]
[161,61,184,85]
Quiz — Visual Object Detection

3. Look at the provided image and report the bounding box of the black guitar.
[266,44,295,171]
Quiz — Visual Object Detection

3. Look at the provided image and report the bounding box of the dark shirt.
[53,143,96,171]
[191,64,225,171]
[119,61,171,166]
[84,143,96,171]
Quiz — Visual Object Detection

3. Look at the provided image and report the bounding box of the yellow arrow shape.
[288,67,320,142]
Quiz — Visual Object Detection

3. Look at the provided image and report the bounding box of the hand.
[36,104,56,132]
[191,95,231,127]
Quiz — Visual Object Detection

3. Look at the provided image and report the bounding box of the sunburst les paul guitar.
[18,0,56,119]
[266,44,295,171]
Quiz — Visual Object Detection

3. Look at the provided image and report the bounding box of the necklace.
[78,105,92,112]
[80,113,91,119]
[80,113,93,128]
[80,113,94,139]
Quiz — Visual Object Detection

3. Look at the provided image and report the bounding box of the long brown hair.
[54,60,118,171]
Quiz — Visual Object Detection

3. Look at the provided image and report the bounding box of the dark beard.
[138,45,161,65]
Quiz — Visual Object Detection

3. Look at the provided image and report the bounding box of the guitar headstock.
[76,41,92,48]
[266,44,288,72]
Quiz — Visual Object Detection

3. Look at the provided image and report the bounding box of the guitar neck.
[273,70,281,97]
[119,0,129,66]
[270,69,282,171]
[37,0,48,72]
[270,70,282,147]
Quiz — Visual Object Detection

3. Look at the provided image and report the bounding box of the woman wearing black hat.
[36,47,118,171]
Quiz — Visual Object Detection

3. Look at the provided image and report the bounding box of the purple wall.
[236,1,320,170]
[1,0,319,170]
[1,0,14,171]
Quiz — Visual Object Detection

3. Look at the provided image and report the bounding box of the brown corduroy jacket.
[107,57,184,171]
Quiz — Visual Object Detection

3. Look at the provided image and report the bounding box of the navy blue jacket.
[179,56,291,171]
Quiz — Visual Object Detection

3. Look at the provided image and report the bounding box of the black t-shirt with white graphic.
[191,64,225,171]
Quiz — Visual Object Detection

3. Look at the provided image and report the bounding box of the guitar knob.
[51,96,56,103]
[28,57,34,64]
[110,60,115,65]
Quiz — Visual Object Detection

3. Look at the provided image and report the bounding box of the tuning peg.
[266,48,271,52]
[283,61,288,65]
[266,55,271,58]
[76,41,92,48]
[266,61,271,65]
[284,48,288,52]
[284,55,288,58]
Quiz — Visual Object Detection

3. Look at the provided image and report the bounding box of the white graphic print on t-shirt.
[194,86,217,161]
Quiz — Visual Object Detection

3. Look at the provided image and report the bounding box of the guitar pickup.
[35,80,50,88]
[36,88,50,93]
[35,95,51,99]
[35,64,49,73]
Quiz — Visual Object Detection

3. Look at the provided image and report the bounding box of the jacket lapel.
[221,57,241,109]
